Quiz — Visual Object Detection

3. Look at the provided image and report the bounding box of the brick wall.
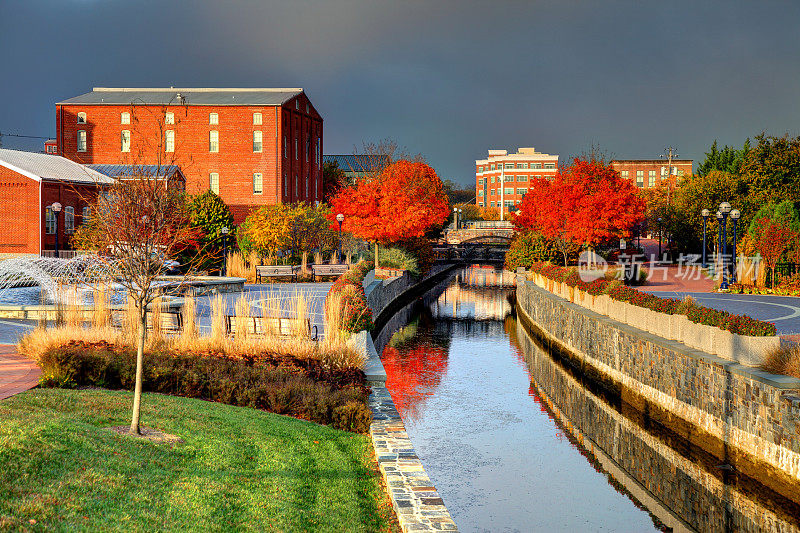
[40,181,98,252]
[0,167,39,254]
[57,93,323,224]
[611,160,693,189]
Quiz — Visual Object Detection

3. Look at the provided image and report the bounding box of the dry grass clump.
[225,251,258,282]
[762,344,800,378]
[92,284,110,328]
[210,294,227,343]
[181,291,197,339]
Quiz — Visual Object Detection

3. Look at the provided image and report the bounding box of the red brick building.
[0,148,112,255]
[55,87,323,222]
[475,147,559,219]
[611,159,693,189]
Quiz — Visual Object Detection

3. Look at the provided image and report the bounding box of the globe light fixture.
[336,213,345,259]
[700,209,710,268]
[719,201,731,214]
[51,202,62,256]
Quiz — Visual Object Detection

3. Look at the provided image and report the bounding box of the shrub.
[326,260,374,333]
[505,231,563,270]
[37,341,372,433]
[364,247,419,275]
[396,237,435,275]
[526,261,777,336]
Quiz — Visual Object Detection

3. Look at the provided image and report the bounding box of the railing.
[461,220,514,230]
[40,250,95,259]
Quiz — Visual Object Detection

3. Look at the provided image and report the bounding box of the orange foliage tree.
[329,160,450,268]
[751,217,797,288]
[514,158,645,265]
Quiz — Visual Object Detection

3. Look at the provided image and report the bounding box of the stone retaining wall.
[517,278,800,494]
[527,272,780,366]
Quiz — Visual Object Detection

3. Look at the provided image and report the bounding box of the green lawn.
[0,389,398,532]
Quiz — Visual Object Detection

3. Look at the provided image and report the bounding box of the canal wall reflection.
[513,316,800,532]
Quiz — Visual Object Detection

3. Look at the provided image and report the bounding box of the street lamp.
[716,211,723,285]
[719,202,731,289]
[220,226,229,276]
[730,209,740,283]
[657,217,662,259]
[701,209,710,268]
[336,213,344,260]
[458,208,463,229]
[50,202,62,257]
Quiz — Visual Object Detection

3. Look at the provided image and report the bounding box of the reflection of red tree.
[382,341,449,421]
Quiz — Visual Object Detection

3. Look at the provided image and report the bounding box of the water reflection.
[377,265,800,532]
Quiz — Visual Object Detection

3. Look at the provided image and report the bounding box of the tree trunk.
[130,306,147,435]
[374,242,379,271]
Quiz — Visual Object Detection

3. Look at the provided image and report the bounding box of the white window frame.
[531,163,542,169]
[121,130,131,152]
[77,112,86,124]
[253,131,263,153]
[165,130,175,153]
[209,173,219,194]
[64,206,75,234]
[165,112,175,125]
[544,163,556,169]
[77,130,87,152]
[209,112,219,125]
[209,130,219,153]
[121,112,130,124]
[253,112,262,125]
[253,173,263,195]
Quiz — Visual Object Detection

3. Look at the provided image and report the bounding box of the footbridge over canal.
[438,220,515,263]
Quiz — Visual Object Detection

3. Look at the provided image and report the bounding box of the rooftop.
[57,87,304,107]
[0,149,112,184]
[87,164,183,179]
[323,154,390,174]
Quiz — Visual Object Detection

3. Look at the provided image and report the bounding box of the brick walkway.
[0,345,40,400]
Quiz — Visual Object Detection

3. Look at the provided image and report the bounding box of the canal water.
[374,266,800,533]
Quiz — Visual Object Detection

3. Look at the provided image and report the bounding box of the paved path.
[0,345,40,400]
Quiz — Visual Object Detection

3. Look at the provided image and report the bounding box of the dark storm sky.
[2,1,799,185]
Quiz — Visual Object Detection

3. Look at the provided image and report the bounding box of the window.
[253,112,262,125]
[531,162,542,169]
[677,169,685,177]
[284,172,288,196]
[64,207,74,234]
[295,100,299,110]
[165,130,175,152]
[517,188,527,195]
[253,131,262,152]
[636,170,644,187]
[478,178,484,185]
[294,137,298,159]
[284,136,288,158]
[517,163,527,169]
[165,112,175,125]
[544,163,555,169]
[305,175,309,197]
[478,190,484,196]
[209,130,219,152]
[620,170,629,179]
[82,206,91,225]
[253,173,263,194]
[490,201,495,207]
[209,113,219,125]
[306,103,309,113]
[294,175,298,194]
[490,164,495,170]
[504,163,514,169]
[505,200,514,207]
[45,207,56,234]
[121,112,130,124]
[121,130,131,152]
[209,173,219,194]
[517,175,528,181]
[77,112,86,124]
[478,202,484,207]
[316,138,321,168]
[491,176,495,183]
[504,176,513,182]
[648,170,656,187]
[504,187,513,195]
[306,134,310,162]
[77,130,87,152]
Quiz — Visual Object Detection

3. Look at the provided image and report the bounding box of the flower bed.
[326,261,374,333]
[526,262,776,336]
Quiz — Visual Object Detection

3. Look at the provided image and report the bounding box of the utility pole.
[660,147,677,207]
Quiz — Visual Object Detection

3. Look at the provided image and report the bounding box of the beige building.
[475,147,559,219]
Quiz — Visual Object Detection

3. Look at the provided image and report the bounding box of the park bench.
[110,308,183,333]
[225,314,318,341]
[310,263,349,281]
[255,265,299,283]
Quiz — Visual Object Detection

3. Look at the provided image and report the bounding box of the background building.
[0,148,111,255]
[55,87,323,223]
[475,147,558,217]
[611,159,693,189]
[323,154,389,185]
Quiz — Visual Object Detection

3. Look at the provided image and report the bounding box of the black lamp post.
[220,226,229,276]
[730,208,740,283]
[657,217,662,259]
[336,213,344,261]
[701,208,710,268]
[715,210,723,284]
[719,201,731,289]
[51,202,62,257]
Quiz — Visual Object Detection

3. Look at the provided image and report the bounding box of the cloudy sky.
[1,1,799,185]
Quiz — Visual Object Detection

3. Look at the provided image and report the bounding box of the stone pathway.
[370,386,458,532]
[0,345,40,400]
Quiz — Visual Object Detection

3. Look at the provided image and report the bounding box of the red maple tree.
[752,217,797,288]
[329,160,450,265]
[514,158,644,264]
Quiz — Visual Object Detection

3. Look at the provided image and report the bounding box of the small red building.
[0,148,112,255]
[55,87,323,223]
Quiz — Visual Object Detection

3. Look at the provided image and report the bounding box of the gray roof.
[323,154,390,174]
[58,87,304,106]
[87,164,183,179]
[0,149,113,184]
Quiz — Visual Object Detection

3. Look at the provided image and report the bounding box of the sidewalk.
[0,345,40,400]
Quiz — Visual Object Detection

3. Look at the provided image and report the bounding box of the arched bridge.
[444,223,516,245]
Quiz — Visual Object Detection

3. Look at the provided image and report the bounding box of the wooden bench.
[111,308,183,333]
[255,265,298,283]
[310,263,349,281]
[225,314,318,341]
